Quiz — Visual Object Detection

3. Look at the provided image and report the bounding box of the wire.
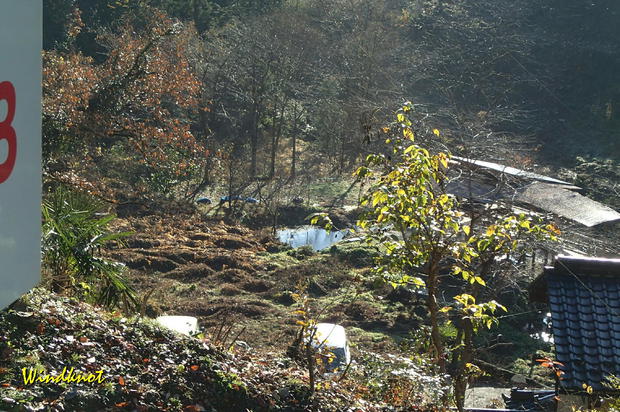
[496,309,542,320]
[555,258,620,318]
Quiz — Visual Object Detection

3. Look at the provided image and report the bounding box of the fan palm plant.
[42,186,136,311]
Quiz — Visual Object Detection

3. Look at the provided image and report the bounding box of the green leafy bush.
[329,243,378,268]
[42,187,136,310]
[286,245,315,260]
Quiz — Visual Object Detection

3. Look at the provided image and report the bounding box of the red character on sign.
[0,81,16,184]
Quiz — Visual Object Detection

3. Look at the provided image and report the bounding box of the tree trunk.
[290,105,298,179]
[270,99,286,179]
[250,101,259,178]
[269,110,278,179]
[454,318,474,412]
[226,154,235,218]
[454,260,491,411]
[426,258,445,372]
[339,134,346,174]
[306,340,316,394]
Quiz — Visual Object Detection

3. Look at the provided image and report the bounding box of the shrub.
[348,350,450,409]
[329,243,378,268]
[287,245,316,260]
[41,186,136,310]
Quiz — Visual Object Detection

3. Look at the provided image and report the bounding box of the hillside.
[2,0,619,410]
[1,288,371,411]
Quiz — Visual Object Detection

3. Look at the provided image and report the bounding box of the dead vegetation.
[101,206,417,358]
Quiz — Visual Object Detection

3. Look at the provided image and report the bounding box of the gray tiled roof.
[537,256,620,392]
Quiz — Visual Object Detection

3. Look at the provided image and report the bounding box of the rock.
[511,374,527,385]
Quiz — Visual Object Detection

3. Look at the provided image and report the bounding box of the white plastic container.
[156,316,199,336]
[310,323,351,371]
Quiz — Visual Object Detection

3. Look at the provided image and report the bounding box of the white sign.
[0,1,42,309]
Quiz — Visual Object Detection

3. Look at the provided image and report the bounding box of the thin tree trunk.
[291,105,298,179]
[339,135,345,174]
[269,109,278,179]
[455,318,474,412]
[270,99,286,179]
[427,258,445,372]
[306,340,316,394]
[250,101,259,178]
[454,260,492,411]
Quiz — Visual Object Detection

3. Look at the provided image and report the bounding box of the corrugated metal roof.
[451,156,575,186]
[448,157,620,227]
[516,182,620,227]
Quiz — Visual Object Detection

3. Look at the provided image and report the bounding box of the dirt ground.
[106,210,416,357]
[464,386,510,409]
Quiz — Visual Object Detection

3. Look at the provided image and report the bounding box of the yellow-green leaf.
[403,127,414,140]
[438,153,448,168]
